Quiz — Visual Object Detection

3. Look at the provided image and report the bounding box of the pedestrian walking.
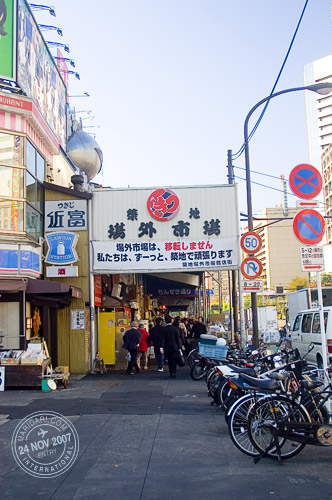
[191,316,207,347]
[148,317,165,372]
[122,321,142,375]
[137,323,149,370]
[164,315,181,378]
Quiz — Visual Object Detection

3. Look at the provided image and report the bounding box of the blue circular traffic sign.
[293,209,325,245]
[289,164,322,199]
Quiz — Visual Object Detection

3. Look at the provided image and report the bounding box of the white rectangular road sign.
[242,280,264,292]
[296,199,320,209]
[46,266,78,277]
[301,246,325,271]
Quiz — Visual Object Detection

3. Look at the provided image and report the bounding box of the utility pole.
[227,150,239,339]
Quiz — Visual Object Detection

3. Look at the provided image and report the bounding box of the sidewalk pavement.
[1,366,332,500]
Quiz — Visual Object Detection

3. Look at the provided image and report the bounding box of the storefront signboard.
[45,232,78,265]
[45,200,87,232]
[93,237,237,273]
[91,184,240,273]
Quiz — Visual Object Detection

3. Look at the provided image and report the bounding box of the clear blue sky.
[35,0,332,216]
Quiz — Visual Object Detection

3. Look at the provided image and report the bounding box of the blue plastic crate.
[198,343,228,359]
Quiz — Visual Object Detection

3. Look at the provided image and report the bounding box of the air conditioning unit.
[111,284,122,300]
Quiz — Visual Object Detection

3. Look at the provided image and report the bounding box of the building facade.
[304,54,332,170]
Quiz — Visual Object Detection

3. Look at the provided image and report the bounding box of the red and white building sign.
[91,185,240,273]
[147,188,180,221]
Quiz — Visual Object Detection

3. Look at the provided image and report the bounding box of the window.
[0,200,24,231]
[0,133,23,165]
[0,133,25,234]
[25,140,44,240]
[293,315,302,332]
[312,312,328,334]
[26,204,42,240]
[301,314,313,333]
[0,165,24,198]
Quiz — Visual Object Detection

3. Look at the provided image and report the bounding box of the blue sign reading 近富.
[45,232,78,265]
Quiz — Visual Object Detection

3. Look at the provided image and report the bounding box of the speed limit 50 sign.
[240,232,262,254]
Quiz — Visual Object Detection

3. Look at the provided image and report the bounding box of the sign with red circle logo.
[147,188,180,221]
[241,257,263,280]
[240,232,262,254]
[289,164,322,200]
[293,209,325,245]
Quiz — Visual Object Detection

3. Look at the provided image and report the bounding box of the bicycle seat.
[300,379,323,391]
[240,373,280,390]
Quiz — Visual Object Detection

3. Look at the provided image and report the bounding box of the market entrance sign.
[93,237,237,273]
[91,185,240,273]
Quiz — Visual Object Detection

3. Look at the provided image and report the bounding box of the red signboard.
[147,188,180,221]
[94,275,102,307]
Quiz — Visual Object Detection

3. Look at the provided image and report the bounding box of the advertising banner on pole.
[0,0,16,80]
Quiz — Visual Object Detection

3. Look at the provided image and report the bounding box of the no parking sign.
[289,164,322,199]
[293,209,325,245]
[289,164,325,246]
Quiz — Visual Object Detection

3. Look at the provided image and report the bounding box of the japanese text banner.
[92,237,239,273]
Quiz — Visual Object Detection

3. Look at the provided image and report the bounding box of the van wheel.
[317,355,323,369]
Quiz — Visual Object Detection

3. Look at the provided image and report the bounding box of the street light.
[244,82,332,349]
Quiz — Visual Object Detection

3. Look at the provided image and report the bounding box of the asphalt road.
[1,366,332,500]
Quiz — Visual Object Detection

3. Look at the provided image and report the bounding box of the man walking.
[191,316,207,348]
[148,317,165,372]
[122,321,142,375]
[164,315,181,378]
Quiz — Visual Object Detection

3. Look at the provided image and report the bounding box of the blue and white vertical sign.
[45,232,79,265]
[0,367,5,391]
[45,200,87,232]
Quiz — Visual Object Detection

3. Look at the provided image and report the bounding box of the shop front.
[90,184,241,369]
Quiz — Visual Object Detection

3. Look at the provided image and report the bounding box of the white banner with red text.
[92,237,239,273]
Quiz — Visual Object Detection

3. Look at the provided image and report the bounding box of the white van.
[291,306,332,367]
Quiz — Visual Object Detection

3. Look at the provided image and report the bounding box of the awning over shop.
[0,278,28,291]
[26,279,82,298]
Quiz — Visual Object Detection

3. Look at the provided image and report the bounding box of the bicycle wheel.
[190,361,207,380]
[207,370,220,397]
[188,349,198,368]
[228,394,263,457]
[213,377,229,406]
[247,395,310,460]
[303,396,330,424]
